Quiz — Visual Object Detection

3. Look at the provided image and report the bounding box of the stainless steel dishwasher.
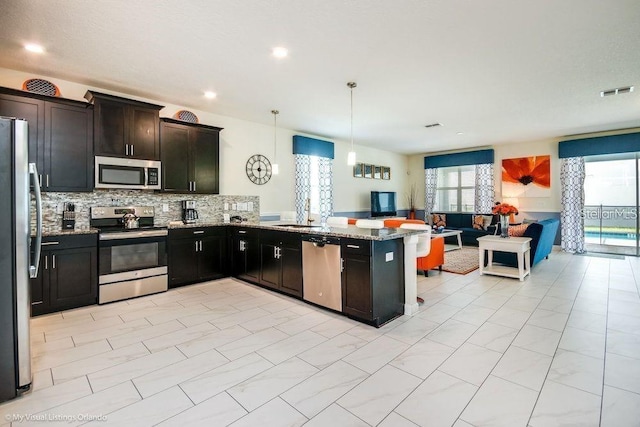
[302,235,342,311]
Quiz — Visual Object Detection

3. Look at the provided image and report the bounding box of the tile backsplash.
[33,190,260,231]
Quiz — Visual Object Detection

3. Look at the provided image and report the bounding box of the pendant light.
[347,82,357,165]
[271,109,280,175]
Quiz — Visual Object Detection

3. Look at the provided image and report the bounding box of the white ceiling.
[1,0,639,155]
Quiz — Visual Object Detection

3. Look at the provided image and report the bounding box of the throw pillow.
[472,215,484,230]
[482,215,494,229]
[508,223,529,237]
[432,213,446,228]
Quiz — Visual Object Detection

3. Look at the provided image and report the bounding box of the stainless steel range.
[91,206,168,304]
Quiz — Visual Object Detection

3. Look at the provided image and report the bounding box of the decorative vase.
[500,215,510,238]
[409,209,416,219]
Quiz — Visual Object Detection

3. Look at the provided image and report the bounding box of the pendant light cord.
[272,110,279,160]
[347,82,357,153]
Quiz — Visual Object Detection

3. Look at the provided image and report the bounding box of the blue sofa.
[488,218,560,267]
[432,213,498,246]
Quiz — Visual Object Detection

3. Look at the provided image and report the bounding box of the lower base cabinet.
[259,230,302,297]
[168,227,226,287]
[341,238,404,327]
[30,234,98,316]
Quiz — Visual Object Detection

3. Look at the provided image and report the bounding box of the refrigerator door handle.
[29,163,43,279]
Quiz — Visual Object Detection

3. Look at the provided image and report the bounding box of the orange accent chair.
[417,236,444,276]
[383,219,425,228]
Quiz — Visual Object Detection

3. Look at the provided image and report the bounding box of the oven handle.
[100,230,168,240]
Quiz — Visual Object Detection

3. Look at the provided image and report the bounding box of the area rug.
[441,247,479,274]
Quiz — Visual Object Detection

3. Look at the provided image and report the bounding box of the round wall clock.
[245,154,273,185]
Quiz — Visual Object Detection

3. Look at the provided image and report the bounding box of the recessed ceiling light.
[24,43,44,54]
[457,132,464,135]
[272,47,288,58]
[204,91,217,99]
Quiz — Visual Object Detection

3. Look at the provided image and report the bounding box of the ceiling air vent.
[173,110,199,123]
[600,86,634,97]
[22,79,61,97]
[424,122,442,128]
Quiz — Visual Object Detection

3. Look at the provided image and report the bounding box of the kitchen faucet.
[305,198,314,226]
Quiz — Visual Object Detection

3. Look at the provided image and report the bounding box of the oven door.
[99,234,167,277]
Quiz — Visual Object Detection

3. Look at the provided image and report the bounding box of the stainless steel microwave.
[95,156,161,190]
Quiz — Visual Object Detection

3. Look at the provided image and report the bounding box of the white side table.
[477,235,532,281]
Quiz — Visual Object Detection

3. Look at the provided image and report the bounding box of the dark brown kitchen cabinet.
[341,238,404,327]
[231,228,261,283]
[259,230,303,297]
[30,234,98,316]
[0,87,93,192]
[85,91,163,160]
[160,118,222,194]
[168,227,226,287]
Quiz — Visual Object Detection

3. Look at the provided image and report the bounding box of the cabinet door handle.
[341,258,344,272]
[44,255,48,270]
[131,144,134,156]
[347,244,360,249]
[125,144,129,156]
[193,230,204,235]
[193,181,196,192]
[199,241,203,251]
[52,254,56,269]
[195,241,199,252]
[46,174,49,188]
[238,230,247,234]
[39,174,42,188]
[239,240,246,251]
[41,241,60,246]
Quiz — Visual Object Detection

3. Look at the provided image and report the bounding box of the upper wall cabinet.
[0,87,93,192]
[85,91,163,160]
[160,118,223,194]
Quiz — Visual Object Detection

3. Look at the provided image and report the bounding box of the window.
[295,154,333,223]
[434,165,475,212]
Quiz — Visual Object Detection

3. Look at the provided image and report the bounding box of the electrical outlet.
[162,203,169,212]
[247,202,253,211]
[232,203,237,210]
[224,202,229,211]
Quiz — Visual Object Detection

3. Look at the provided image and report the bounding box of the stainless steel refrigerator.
[0,117,42,403]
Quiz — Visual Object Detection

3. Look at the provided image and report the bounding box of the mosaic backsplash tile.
[31,190,259,233]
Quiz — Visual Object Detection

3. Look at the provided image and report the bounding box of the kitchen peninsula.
[170,221,421,327]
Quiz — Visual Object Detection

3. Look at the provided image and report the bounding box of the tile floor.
[2,248,640,426]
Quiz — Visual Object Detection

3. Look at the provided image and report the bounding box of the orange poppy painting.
[502,155,551,197]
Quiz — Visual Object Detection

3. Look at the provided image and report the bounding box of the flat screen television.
[371,191,397,217]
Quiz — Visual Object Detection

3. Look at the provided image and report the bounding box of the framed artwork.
[382,167,391,180]
[364,164,373,178]
[353,163,363,178]
[374,166,382,179]
[502,155,551,197]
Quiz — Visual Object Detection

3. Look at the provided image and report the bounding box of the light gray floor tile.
[396,370,477,427]
[257,330,327,364]
[527,308,570,332]
[601,385,640,427]
[390,338,455,379]
[228,398,307,427]
[567,309,607,334]
[452,305,496,326]
[297,332,367,369]
[342,335,409,374]
[142,321,218,353]
[427,319,478,348]
[416,303,462,323]
[176,324,251,358]
[460,375,538,427]
[467,322,518,353]
[492,346,553,391]
[547,349,604,395]
[84,386,193,427]
[558,326,605,359]
[605,352,640,394]
[157,392,247,427]
[439,342,502,386]
[32,340,112,371]
[305,404,369,427]
[216,327,289,360]
[384,316,440,345]
[281,360,367,418]
[227,357,318,411]
[607,329,640,359]
[338,365,421,426]
[512,324,562,356]
[488,306,531,329]
[538,295,574,313]
[378,412,419,427]
[529,380,601,427]
[107,319,185,349]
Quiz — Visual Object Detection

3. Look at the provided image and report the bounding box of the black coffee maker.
[182,200,198,224]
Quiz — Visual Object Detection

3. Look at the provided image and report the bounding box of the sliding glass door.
[584,153,639,256]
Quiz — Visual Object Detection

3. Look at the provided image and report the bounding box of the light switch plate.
[232,203,237,210]
[385,252,394,262]
[224,202,229,211]
[162,203,169,212]
[247,202,253,211]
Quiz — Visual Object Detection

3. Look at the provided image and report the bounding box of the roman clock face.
[245,154,272,185]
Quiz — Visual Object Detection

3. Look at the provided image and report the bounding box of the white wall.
[0,68,410,216]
